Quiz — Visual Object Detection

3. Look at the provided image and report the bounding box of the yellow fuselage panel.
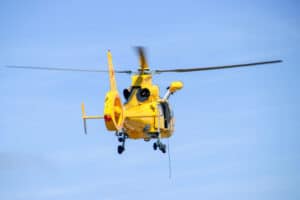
[124,99,174,139]
[122,74,174,139]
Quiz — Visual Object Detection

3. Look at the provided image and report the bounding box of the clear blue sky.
[1,0,299,199]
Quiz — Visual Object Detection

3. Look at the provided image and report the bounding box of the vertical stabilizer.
[107,50,117,91]
[104,50,124,131]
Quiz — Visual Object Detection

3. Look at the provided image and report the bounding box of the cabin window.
[160,102,172,129]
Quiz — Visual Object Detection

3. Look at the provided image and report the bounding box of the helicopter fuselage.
[122,73,175,139]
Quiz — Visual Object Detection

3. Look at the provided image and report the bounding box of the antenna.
[167,138,172,179]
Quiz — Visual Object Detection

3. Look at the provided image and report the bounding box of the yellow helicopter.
[6,47,282,154]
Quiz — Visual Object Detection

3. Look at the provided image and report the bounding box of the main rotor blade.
[5,65,133,74]
[153,60,282,74]
[135,46,149,71]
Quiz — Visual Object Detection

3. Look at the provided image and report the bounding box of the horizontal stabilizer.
[81,102,103,134]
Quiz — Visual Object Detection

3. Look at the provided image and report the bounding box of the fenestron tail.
[103,50,124,131]
[80,50,124,134]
